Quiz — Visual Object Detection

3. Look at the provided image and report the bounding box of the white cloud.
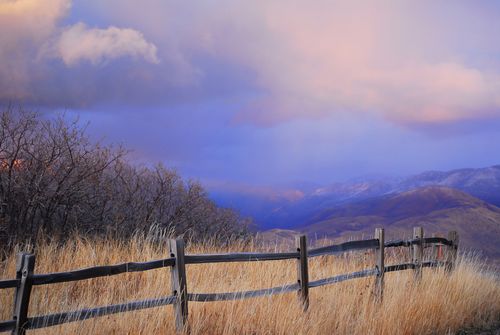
[47,22,159,66]
[0,0,160,104]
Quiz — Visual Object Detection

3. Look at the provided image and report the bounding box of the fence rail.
[0,227,459,334]
[0,279,17,289]
[384,236,453,248]
[187,283,301,302]
[183,251,299,264]
[308,239,379,257]
[308,268,378,288]
[33,258,176,286]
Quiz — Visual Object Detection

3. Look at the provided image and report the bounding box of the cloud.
[216,2,500,127]
[0,0,163,106]
[0,0,69,38]
[91,0,500,128]
[2,0,500,129]
[44,22,159,66]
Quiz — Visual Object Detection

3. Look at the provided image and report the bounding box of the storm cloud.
[2,1,500,126]
[2,0,500,187]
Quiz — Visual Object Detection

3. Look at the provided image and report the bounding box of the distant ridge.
[310,165,500,207]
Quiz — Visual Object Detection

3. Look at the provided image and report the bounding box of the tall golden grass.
[1,234,499,335]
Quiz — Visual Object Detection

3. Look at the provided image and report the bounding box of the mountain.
[301,186,500,259]
[212,165,500,229]
[308,165,500,208]
[399,165,500,206]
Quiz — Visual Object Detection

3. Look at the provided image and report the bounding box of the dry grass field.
[1,234,499,335]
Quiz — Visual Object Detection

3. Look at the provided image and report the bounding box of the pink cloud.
[0,0,70,101]
[220,2,500,126]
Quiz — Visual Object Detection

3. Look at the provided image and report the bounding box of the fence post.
[12,253,35,335]
[374,228,385,301]
[446,231,459,273]
[296,235,309,311]
[430,233,437,262]
[12,253,25,316]
[169,239,188,333]
[412,227,423,282]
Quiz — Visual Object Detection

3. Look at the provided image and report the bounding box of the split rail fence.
[0,227,459,334]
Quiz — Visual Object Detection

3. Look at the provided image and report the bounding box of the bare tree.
[0,108,249,248]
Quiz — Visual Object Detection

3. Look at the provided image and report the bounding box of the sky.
[1,0,500,195]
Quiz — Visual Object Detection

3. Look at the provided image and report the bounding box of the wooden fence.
[0,227,459,334]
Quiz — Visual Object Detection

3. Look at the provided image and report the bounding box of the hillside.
[301,186,500,258]
[395,165,500,206]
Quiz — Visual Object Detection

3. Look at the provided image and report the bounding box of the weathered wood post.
[169,239,188,333]
[12,253,35,335]
[412,227,423,282]
[431,233,438,262]
[11,253,25,317]
[446,231,459,273]
[374,228,385,301]
[296,235,309,311]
